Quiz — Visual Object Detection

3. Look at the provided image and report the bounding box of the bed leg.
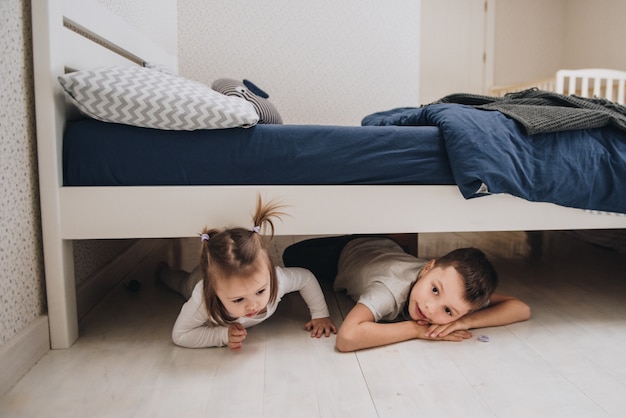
[44,239,79,349]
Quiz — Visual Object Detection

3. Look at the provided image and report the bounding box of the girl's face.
[407,260,473,325]
[214,266,272,319]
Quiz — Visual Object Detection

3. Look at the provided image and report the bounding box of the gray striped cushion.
[58,66,259,130]
[212,78,282,124]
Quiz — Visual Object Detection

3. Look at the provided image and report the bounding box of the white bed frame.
[32,0,626,349]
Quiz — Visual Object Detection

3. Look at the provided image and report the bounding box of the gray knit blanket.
[432,88,626,135]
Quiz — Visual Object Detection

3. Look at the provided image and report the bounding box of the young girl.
[159,196,337,350]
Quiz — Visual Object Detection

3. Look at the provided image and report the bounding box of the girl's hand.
[227,322,247,351]
[305,317,338,338]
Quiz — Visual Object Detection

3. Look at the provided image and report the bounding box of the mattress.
[63,119,455,186]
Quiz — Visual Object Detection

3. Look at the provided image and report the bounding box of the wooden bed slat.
[63,17,144,65]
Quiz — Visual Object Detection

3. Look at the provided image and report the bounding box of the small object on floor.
[477,335,490,342]
[126,279,142,292]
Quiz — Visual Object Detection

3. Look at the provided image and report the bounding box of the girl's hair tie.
[251,226,260,233]
[200,233,210,242]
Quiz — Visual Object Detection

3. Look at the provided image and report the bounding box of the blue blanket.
[363,104,626,214]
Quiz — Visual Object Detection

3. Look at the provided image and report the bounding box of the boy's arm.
[424,293,531,338]
[335,303,471,352]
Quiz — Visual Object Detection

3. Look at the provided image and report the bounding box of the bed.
[32,0,626,348]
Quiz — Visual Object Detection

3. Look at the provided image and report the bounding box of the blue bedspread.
[363,104,626,214]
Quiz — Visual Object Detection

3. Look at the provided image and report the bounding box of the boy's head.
[434,247,498,308]
[407,247,498,325]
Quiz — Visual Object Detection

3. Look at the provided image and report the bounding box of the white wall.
[97,0,178,63]
[493,0,567,86]
[178,0,421,126]
[420,0,493,104]
[492,0,626,87]
[564,0,626,71]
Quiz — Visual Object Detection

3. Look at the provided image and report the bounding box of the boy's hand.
[430,329,473,341]
[305,317,338,338]
[227,322,247,351]
[423,318,470,339]
[417,324,472,341]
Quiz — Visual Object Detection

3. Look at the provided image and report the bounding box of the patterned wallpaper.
[178,0,421,126]
[0,0,44,345]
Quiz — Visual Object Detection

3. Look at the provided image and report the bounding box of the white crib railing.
[556,68,626,105]
[488,68,626,105]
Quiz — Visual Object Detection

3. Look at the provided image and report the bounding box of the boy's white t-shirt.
[334,237,427,322]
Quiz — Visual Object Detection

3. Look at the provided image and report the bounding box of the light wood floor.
[1,231,626,417]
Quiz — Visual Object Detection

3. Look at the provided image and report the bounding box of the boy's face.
[407,261,473,325]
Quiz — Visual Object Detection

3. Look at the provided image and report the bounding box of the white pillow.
[58,66,259,130]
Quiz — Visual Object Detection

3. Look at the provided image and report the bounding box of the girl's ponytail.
[251,194,287,238]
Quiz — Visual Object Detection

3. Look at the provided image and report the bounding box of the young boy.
[283,235,530,352]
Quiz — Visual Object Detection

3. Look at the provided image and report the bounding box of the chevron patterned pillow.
[58,66,259,130]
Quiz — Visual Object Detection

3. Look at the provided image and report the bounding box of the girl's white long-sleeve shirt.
[171,266,330,348]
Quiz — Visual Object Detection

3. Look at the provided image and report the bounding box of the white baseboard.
[76,238,172,320]
[0,315,50,397]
